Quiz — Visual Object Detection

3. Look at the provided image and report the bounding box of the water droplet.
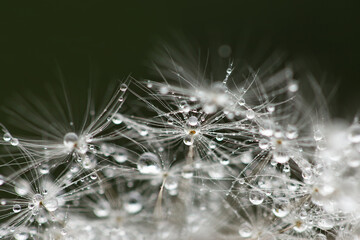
[249,189,264,205]
[15,180,30,196]
[220,157,230,165]
[187,116,199,127]
[348,124,360,143]
[260,127,273,137]
[63,132,78,149]
[293,220,307,233]
[113,149,128,163]
[314,233,327,240]
[203,103,217,114]
[139,128,148,136]
[159,86,169,95]
[218,44,232,58]
[246,109,255,119]
[90,173,97,180]
[259,139,269,149]
[314,130,323,141]
[120,83,128,91]
[209,140,216,149]
[283,163,291,173]
[13,204,21,213]
[3,132,11,142]
[82,155,96,169]
[216,133,224,141]
[179,100,187,109]
[137,152,161,174]
[28,202,35,210]
[181,165,194,179]
[10,138,19,146]
[317,218,334,230]
[288,80,299,92]
[273,149,290,163]
[267,104,275,113]
[238,222,252,238]
[14,232,29,240]
[238,98,245,106]
[124,192,142,214]
[241,151,252,164]
[0,175,4,185]
[112,113,123,125]
[164,176,178,190]
[39,164,50,174]
[43,198,58,212]
[93,200,110,217]
[286,125,298,139]
[272,198,290,218]
[183,135,194,146]
[32,194,43,205]
[208,167,225,179]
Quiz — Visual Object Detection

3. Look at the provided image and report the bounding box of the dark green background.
[0,0,359,119]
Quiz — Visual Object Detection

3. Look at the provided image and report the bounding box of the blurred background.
[0,0,359,119]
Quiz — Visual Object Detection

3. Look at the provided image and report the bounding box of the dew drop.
[187,116,199,127]
[293,220,307,233]
[164,176,178,191]
[348,124,360,143]
[220,157,230,165]
[10,138,19,146]
[203,103,217,114]
[246,109,255,119]
[317,218,334,230]
[90,173,97,180]
[314,233,327,240]
[241,151,253,164]
[137,152,161,174]
[112,113,123,125]
[272,198,290,218]
[181,165,194,179]
[3,133,11,142]
[139,128,148,136]
[120,83,128,91]
[259,139,269,150]
[13,204,21,213]
[159,86,169,95]
[249,189,264,205]
[216,133,224,141]
[286,125,298,139]
[14,232,29,240]
[273,149,290,164]
[43,198,58,212]
[314,130,323,141]
[39,164,50,174]
[218,44,232,58]
[267,104,275,113]
[209,140,216,149]
[63,132,78,149]
[238,222,252,238]
[238,98,245,106]
[124,192,142,214]
[113,150,128,163]
[15,180,30,196]
[0,175,4,186]
[288,80,299,92]
[93,200,110,217]
[183,135,194,146]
